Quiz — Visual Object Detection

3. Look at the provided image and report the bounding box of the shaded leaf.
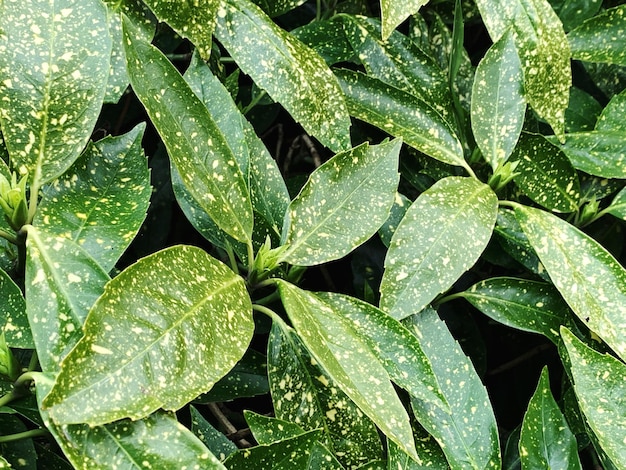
[606,187,626,221]
[378,192,410,248]
[291,18,355,66]
[380,0,429,40]
[190,406,237,462]
[251,0,307,17]
[380,177,498,320]
[387,437,448,470]
[548,0,601,31]
[0,268,30,349]
[596,90,626,132]
[245,411,306,444]
[44,245,254,425]
[568,5,626,66]
[565,87,602,132]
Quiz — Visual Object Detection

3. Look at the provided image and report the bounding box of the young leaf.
[515,205,626,362]
[568,5,626,66]
[561,327,626,466]
[380,0,430,40]
[519,367,581,470]
[0,0,112,185]
[25,225,110,374]
[122,15,253,244]
[277,280,419,460]
[380,177,498,320]
[43,245,254,425]
[0,268,30,349]
[35,124,151,272]
[214,0,351,152]
[281,139,401,266]
[471,30,525,171]
[406,308,501,470]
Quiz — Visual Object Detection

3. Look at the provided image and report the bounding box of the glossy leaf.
[123,16,253,243]
[510,134,580,213]
[43,245,254,425]
[281,139,400,266]
[190,406,237,461]
[380,0,429,40]
[596,90,626,132]
[35,124,150,272]
[336,69,468,172]
[471,30,525,171]
[561,328,626,466]
[380,177,498,320]
[0,268,30,349]
[519,367,581,469]
[245,411,306,444]
[606,187,626,221]
[277,280,418,460]
[25,225,109,373]
[565,87,603,132]
[387,437,448,470]
[291,18,354,66]
[549,0,601,31]
[214,0,351,152]
[268,323,383,469]
[515,205,626,362]
[406,308,501,470]
[0,0,111,185]
[568,5,626,66]
[252,0,307,17]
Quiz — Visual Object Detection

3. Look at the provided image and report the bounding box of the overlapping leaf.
[245,411,306,444]
[565,87,603,132]
[380,177,498,320]
[0,0,111,185]
[596,90,626,132]
[251,0,307,17]
[387,438,448,470]
[190,406,237,462]
[0,268,30,349]
[607,187,626,221]
[568,5,626,66]
[43,245,254,425]
[380,0,430,40]
[291,18,354,66]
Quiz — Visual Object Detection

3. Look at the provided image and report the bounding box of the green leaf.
[510,134,580,213]
[43,245,254,425]
[291,18,355,66]
[561,328,626,466]
[214,0,351,152]
[471,30,525,171]
[380,177,498,320]
[276,280,418,460]
[122,16,253,243]
[0,0,112,185]
[0,268,30,349]
[565,87,603,132]
[25,225,109,373]
[335,69,468,172]
[281,139,400,266]
[35,124,151,272]
[548,0,601,31]
[568,5,626,66]
[387,437,448,470]
[406,308,501,470]
[596,90,626,133]
[190,406,237,461]
[519,367,581,470]
[245,411,306,444]
[515,205,626,362]
[268,323,384,469]
[378,192,410,248]
[251,0,307,17]
[380,0,429,40]
[606,187,626,221]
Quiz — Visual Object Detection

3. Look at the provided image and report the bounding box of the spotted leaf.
[387,437,448,470]
[190,406,237,462]
[406,308,501,469]
[251,0,307,17]
[549,0,601,31]
[244,411,306,444]
[43,245,254,425]
[380,177,498,320]
[123,16,253,244]
[519,367,581,470]
[606,187,626,221]
[378,192,410,248]
[0,0,111,185]
[380,0,430,40]
[280,139,400,266]
[291,18,355,66]
[276,280,419,461]
[515,205,626,362]
[35,124,151,273]
[561,327,626,466]
[214,0,351,152]
[0,268,30,349]
[471,30,525,171]
[568,5,626,66]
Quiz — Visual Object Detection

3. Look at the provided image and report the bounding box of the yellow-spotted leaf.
[43,245,253,425]
[0,268,30,349]
[0,0,111,185]
[568,5,626,66]
[596,90,626,133]
[252,0,307,17]
[380,0,430,40]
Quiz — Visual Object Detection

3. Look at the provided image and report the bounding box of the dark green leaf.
[380,0,429,40]
[595,90,626,133]
[0,268,29,349]
[548,0,601,31]
[378,192,410,248]
[387,437,448,469]
[245,411,306,444]
[44,245,254,425]
[251,0,307,17]
[606,187,626,221]
[568,5,626,65]
[291,18,354,65]
[0,414,37,469]
[565,87,602,132]
[190,406,237,461]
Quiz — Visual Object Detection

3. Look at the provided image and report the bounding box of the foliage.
[0,0,625,468]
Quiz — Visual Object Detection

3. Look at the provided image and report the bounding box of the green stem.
[242,90,267,116]
[254,289,280,306]
[252,304,290,331]
[224,243,239,275]
[26,178,40,225]
[0,228,17,244]
[0,428,49,443]
[246,239,255,275]
[498,200,520,210]
[28,350,39,372]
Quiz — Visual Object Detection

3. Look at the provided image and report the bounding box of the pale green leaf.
[561,328,626,466]
[568,5,626,66]
[25,225,109,374]
[380,177,498,320]
[190,406,237,462]
[471,30,525,171]
[519,367,581,469]
[43,245,254,425]
[380,0,430,40]
[0,268,30,349]
[245,411,306,444]
[0,457,8,468]
[35,124,150,272]
[596,89,626,132]
[0,0,111,185]
[215,0,351,152]
[122,15,253,243]
[281,139,400,266]
[515,205,626,362]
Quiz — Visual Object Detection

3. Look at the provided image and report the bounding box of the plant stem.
[246,239,255,275]
[252,304,290,331]
[28,350,39,372]
[224,243,239,275]
[0,428,49,443]
[0,228,17,244]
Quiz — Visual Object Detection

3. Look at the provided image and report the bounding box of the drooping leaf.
[568,5,626,66]
[380,0,430,40]
[335,69,468,172]
[406,308,501,470]
[561,328,626,466]
[35,124,150,272]
[519,367,581,469]
[515,205,626,362]
[280,139,400,266]
[43,245,254,425]
[0,0,112,185]
[471,30,525,171]
[214,0,351,152]
[276,280,418,460]
[245,411,307,444]
[0,268,30,349]
[189,406,237,461]
[122,15,253,243]
[25,225,110,374]
[596,90,626,133]
[380,177,498,320]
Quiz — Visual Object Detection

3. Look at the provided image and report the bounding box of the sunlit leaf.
[380,0,430,40]
[568,5,626,66]
[0,268,30,349]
